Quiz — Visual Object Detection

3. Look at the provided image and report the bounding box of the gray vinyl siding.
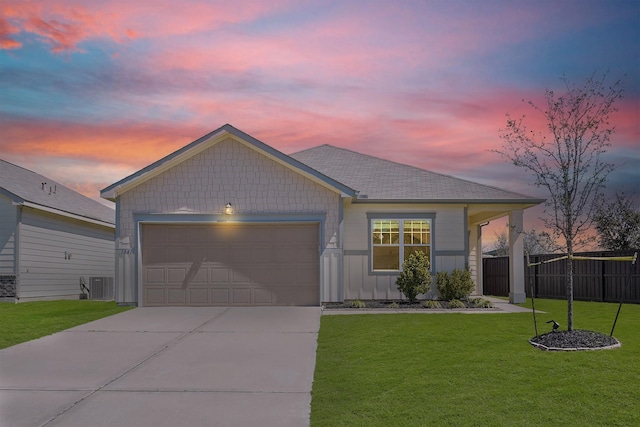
[17,207,115,301]
[342,202,468,300]
[0,194,17,275]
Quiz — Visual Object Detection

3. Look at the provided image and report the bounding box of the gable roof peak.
[101,124,356,200]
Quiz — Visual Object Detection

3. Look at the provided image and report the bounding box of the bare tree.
[495,71,624,331]
[594,192,640,250]
[523,229,559,255]
[493,227,559,256]
[492,230,509,256]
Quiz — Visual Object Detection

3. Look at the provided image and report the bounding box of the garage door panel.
[167,227,187,243]
[189,268,208,284]
[206,226,229,242]
[210,268,230,283]
[249,247,275,263]
[143,226,167,243]
[253,288,274,304]
[145,268,166,284]
[142,223,319,306]
[229,246,248,263]
[145,288,166,305]
[207,246,229,263]
[184,227,211,243]
[167,289,186,304]
[143,247,167,264]
[167,268,187,284]
[188,288,209,304]
[232,288,251,304]
[187,246,207,260]
[231,268,252,285]
[279,226,317,242]
[230,226,255,242]
[275,247,316,263]
[211,289,229,304]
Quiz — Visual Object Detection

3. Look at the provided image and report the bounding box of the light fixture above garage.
[224,203,233,215]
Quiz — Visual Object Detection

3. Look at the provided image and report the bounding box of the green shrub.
[388,301,400,309]
[470,298,494,308]
[436,268,475,301]
[449,299,466,309]
[422,300,442,309]
[350,299,366,308]
[396,251,432,303]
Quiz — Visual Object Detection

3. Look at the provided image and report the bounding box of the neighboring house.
[0,159,116,302]
[101,124,544,307]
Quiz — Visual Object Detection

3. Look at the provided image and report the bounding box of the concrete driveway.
[0,306,321,427]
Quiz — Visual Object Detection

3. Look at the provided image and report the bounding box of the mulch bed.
[530,330,620,351]
[322,300,493,310]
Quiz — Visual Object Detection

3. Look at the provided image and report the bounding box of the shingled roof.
[290,145,543,203]
[0,159,115,226]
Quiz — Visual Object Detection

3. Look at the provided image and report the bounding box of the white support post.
[508,210,526,303]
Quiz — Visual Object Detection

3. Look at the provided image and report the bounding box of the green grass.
[311,299,640,426]
[0,300,133,349]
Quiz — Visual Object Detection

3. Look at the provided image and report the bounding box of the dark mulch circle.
[530,330,620,351]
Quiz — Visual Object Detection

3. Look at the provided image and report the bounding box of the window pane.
[373,247,400,270]
[373,220,399,245]
[404,246,430,263]
[403,220,430,244]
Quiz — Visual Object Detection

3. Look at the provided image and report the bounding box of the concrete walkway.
[0,307,321,427]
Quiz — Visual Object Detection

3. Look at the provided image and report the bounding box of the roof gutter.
[351,197,545,206]
[16,201,115,229]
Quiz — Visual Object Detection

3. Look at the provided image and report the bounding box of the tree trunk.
[567,256,574,331]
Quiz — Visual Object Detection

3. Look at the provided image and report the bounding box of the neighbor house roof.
[290,144,544,204]
[0,159,115,227]
[101,124,356,201]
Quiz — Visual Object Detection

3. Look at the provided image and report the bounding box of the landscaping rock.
[530,330,620,351]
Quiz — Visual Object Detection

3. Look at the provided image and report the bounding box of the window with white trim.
[371,218,431,271]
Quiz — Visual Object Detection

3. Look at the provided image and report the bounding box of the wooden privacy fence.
[483,250,640,303]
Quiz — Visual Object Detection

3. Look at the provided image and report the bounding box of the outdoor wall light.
[224,203,233,215]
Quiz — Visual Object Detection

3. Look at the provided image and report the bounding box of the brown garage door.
[141,223,319,306]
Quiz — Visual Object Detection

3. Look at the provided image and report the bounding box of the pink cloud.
[1,0,296,53]
[23,15,88,53]
[0,15,21,49]
[0,117,205,167]
[2,1,137,52]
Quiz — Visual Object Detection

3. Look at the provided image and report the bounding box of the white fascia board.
[19,201,116,229]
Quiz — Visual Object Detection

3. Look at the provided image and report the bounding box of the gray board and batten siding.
[1,159,116,301]
[0,194,18,297]
[17,207,115,301]
[0,194,18,275]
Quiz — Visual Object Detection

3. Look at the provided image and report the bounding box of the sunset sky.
[1,0,638,247]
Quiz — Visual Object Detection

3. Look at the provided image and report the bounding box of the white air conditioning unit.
[89,277,114,300]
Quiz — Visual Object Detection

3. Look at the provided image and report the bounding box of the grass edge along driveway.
[0,300,133,349]
[311,299,640,427]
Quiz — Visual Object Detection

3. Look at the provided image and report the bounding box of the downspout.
[15,205,22,302]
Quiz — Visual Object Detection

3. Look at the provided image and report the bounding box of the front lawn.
[311,299,640,426]
[0,300,133,349]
